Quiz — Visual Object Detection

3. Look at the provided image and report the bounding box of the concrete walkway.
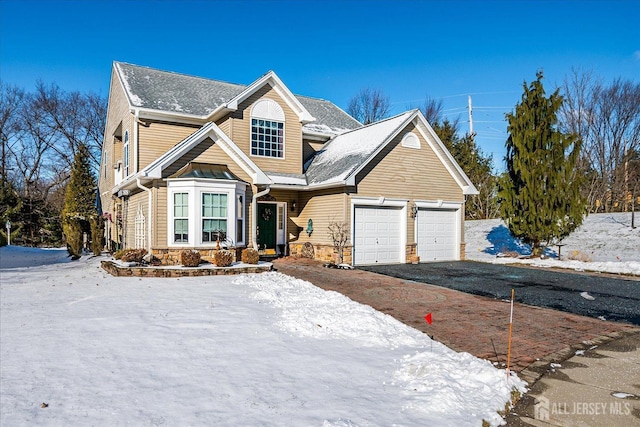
[273,257,640,426]
[506,332,640,426]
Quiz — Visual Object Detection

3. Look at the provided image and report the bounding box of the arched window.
[401,132,421,149]
[250,99,285,158]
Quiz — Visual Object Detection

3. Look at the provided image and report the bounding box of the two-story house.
[98,62,477,265]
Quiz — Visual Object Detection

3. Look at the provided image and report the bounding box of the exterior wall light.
[410,202,418,218]
[306,219,313,237]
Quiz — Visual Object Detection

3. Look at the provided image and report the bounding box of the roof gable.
[305,110,478,194]
[305,111,414,186]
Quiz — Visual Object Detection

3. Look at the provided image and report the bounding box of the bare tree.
[1,83,25,191]
[347,87,390,125]
[418,96,444,125]
[328,220,350,265]
[1,81,107,245]
[561,71,640,212]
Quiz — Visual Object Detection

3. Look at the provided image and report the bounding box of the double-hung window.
[202,193,227,242]
[123,130,130,176]
[173,192,189,243]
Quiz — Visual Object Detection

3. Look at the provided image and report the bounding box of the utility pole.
[624,140,629,212]
[468,95,474,138]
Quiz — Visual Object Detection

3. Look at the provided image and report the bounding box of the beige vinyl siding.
[356,123,464,201]
[216,117,230,138]
[154,184,167,248]
[137,121,200,170]
[230,85,303,174]
[355,123,464,244]
[121,190,148,249]
[161,137,253,183]
[295,190,348,245]
[100,68,131,198]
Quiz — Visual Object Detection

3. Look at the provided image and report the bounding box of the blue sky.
[1,0,638,171]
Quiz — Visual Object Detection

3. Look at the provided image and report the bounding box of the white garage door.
[416,209,457,261]
[354,206,402,265]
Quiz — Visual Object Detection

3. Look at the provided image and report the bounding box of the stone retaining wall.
[101,260,272,277]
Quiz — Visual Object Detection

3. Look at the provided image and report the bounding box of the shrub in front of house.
[121,248,148,263]
[241,248,260,264]
[113,249,127,260]
[214,250,234,267]
[180,250,201,267]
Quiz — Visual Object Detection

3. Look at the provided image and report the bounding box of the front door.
[257,203,277,250]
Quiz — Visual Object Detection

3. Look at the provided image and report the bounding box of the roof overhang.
[112,122,270,195]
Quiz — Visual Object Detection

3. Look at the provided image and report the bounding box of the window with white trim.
[123,130,130,176]
[202,193,227,242]
[236,195,244,244]
[167,180,247,247]
[251,99,285,158]
[173,192,189,243]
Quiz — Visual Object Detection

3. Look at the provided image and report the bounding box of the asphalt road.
[360,261,640,325]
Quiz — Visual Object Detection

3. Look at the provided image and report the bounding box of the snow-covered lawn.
[1,246,523,426]
[466,212,640,276]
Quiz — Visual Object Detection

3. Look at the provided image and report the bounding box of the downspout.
[136,177,153,260]
[252,186,271,250]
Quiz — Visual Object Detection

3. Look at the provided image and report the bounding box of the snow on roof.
[116,62,243,115]
[305,111,414,185]
[114,62,360,135]
[265,171,308,186]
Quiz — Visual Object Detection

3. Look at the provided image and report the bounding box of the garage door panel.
[417,209,457,262]
[354,206,402,265]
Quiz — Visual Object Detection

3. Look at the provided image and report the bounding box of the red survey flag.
[425,313,433,324]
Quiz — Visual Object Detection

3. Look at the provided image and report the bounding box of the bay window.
[168,177,246,247]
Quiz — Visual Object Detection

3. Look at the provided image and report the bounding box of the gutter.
[136,177,153,260]
[252,186,271,250]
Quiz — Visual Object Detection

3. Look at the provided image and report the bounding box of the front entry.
[257,202,277,251]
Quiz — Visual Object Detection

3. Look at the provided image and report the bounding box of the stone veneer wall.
[289,242,466,264]
[152,247,243,266]
[101,260,271,277]
[288,242,353,265]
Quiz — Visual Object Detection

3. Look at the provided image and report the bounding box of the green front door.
[257,203,277,250]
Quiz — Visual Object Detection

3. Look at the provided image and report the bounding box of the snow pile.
[466,212,640,276]
[1,246,523,426]
[237,272,526,426]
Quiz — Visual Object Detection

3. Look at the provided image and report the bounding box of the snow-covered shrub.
[180,250,201,267]
[214,250,233,267]
[241,248,259,264]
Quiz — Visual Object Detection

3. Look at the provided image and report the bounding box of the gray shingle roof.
[115,62,360,135]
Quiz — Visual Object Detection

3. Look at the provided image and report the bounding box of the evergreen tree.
[0,181,23,246]
[62,144,97,258]
[432,119,498,219]
[498,72,587,256]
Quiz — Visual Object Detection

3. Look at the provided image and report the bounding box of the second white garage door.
[354,206,402,265]
[416,209,458,261]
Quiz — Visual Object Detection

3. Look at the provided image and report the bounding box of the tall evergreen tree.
[62,144,97,258]
[432,119,498,219]
[498,72,587,256]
